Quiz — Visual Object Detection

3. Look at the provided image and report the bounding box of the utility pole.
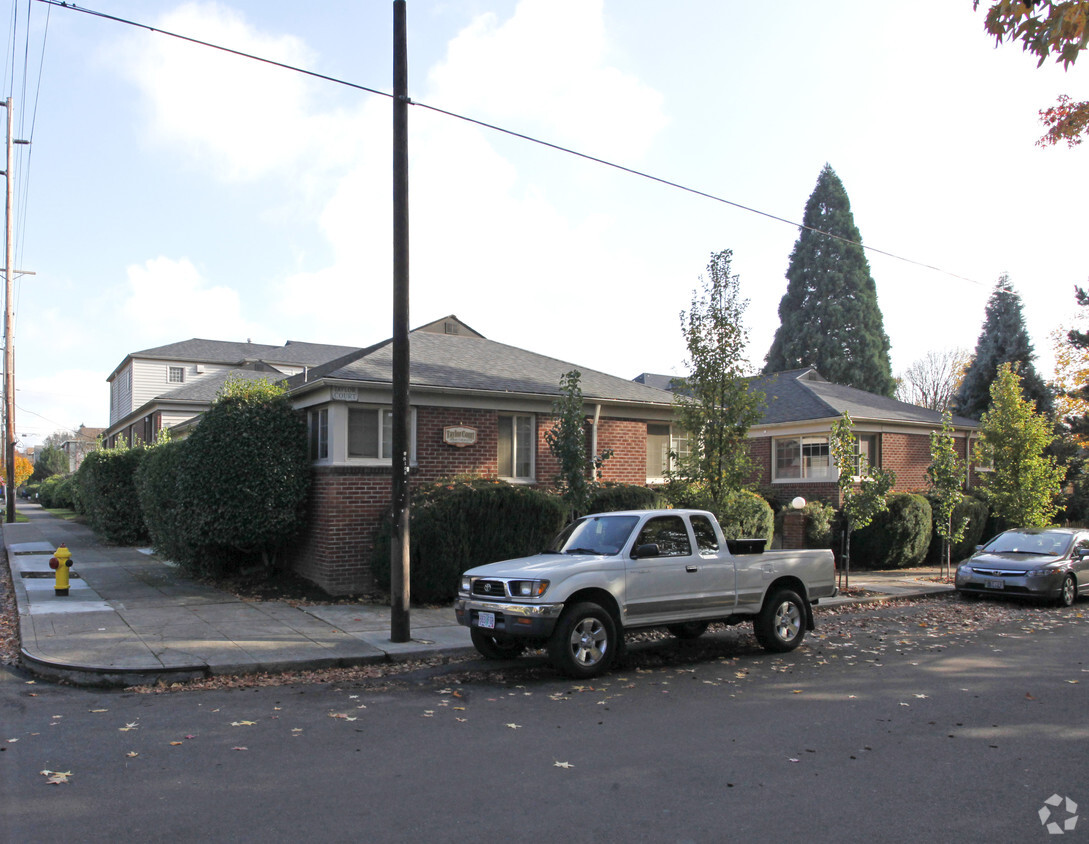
[1,98,29,524]
[390,0,411,642]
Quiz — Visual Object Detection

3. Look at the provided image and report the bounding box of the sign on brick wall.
[443,425,478,447]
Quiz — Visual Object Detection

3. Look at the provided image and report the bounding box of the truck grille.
[472,579,507,598]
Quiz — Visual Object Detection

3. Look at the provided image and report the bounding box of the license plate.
[477,611,495,629]
[985,579,1004,590]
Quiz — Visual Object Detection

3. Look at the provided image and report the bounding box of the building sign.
[331,387,359,402]
[443,425,478,447]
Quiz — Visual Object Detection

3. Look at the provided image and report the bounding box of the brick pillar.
[781,511,807,549]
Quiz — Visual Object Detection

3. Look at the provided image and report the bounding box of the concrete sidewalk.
[2,502,954,687]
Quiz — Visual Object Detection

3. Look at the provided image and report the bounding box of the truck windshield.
[547,515,640,556]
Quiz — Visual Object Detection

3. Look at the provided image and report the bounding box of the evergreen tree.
[952,275,1052,420]
[764,164,895,396]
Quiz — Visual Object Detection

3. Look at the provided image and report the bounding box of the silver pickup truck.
[455,509,837,678]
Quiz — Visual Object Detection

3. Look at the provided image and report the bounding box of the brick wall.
[286,405,655,594]
[881,432,933,493]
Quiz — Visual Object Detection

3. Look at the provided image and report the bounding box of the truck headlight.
[460,576,472,593]
[509,579,549,598]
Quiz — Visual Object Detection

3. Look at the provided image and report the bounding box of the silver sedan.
[955,528,1089,606]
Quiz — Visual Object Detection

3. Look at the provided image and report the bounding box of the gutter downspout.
[591,404,602,469]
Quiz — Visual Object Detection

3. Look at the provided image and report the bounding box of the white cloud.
[17,369,110,443]
[426,0,668,160]
[121,256,263,344]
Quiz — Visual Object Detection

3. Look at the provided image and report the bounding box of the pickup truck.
[454,509,837,678]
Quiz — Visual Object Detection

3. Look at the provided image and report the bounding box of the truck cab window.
[690,515,719,556]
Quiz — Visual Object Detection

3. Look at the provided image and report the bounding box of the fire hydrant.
[49,545,72,596]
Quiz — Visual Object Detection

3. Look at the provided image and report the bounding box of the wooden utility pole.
[390,0,411,642]
[3,98,16,524]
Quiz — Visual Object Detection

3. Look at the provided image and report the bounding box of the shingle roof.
[156,366,284,403]
[748,368,977,428]
[111,338,359,381]
[294,330,675,406]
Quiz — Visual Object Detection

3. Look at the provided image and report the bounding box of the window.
[168,366,185,384]
[634,516,691,557]
[498,414,534,480]
[691,515,719,556]
[646,424,690,479]
[349,408,393,459]
[309,408,328,460]
[773,433,879,481]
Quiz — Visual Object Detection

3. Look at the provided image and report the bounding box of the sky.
[1,0,1086,447]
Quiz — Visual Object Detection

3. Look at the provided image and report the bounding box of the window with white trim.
[646,423,690,479]
[349,408,394,459]
[773,433,880,481]
[309,408,328,460]
[498,414,534,481]
[168,366,185,384]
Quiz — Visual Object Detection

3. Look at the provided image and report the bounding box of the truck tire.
[549,602,617,679]
[753,589,806,653]
[667,621,709,640]
[470,628,527,660]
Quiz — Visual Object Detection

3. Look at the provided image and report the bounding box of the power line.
[34,0,987,288]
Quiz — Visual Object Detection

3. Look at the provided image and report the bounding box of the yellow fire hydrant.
[49,545,72,596]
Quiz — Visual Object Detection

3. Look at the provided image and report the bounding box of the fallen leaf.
[232,746,248,751]
[89,709,108,713]
[231,721,257,727]
[40,770,71,785]
[554,761,574,769]
[169,741,183,746]
[506,723,521,729]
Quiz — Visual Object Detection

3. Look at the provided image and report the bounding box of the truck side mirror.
[632,543,660,559]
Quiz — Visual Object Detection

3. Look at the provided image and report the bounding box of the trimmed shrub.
[851,493,933,570]
[925,493,990,563]
[135,440,193,566]
[716,489,775,545]
[39,474,79,510]
[588,483,667,513]
[173,378,310,578]
[77,445,149,545]
[372,479,567,603]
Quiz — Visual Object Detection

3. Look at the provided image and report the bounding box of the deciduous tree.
[673,249,764,508]
[927,411,968,576]
[896,348,971,411]
[764,165,895,396]
[952,275,1052,420]
[975,1,1089,146]
[830,412,895,587]
[545,369,613,519]
[975,363,1065,527]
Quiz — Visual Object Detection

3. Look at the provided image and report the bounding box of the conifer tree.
[952,275,1052,420]
[764,164,895,396]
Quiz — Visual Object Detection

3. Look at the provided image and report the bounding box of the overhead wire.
[35,0,988,290]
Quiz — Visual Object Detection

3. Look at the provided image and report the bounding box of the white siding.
[109,364,133,425]
[130,359,232,409]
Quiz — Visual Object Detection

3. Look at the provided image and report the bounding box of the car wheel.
[753,589,806,653]
[1058,574,1077,608]
[549,602,617,679]
[667,621,709,640]
[470,628,526,660]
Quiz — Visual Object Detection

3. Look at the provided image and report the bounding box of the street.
[2,596,1088,843]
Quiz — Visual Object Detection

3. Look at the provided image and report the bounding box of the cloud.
[426,0,668,160]
[17,369,110,441]
[114,2,344,181]
[121,256,263,344]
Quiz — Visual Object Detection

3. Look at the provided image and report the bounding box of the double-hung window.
[498,414,534,481]
[309,408,329,460]
[646,424,689,480]
[168,366,185,384]
[349,408,393,459]
[773,433,880,481]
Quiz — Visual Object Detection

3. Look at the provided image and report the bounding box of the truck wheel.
[667,621,709,640]
[470,628,526,660]
[753,589,806,653]
[549,602,617,679]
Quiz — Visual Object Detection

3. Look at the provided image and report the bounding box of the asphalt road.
[2,598,1088,843]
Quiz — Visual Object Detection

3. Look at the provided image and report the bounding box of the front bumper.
[955,566,1064,601]
[454,597,565,638]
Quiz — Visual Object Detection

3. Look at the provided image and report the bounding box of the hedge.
[850,493,933,570]
[372,479,567,603]
[134,440,193,567]
[77,446,149,545]
[587,483,667,513]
